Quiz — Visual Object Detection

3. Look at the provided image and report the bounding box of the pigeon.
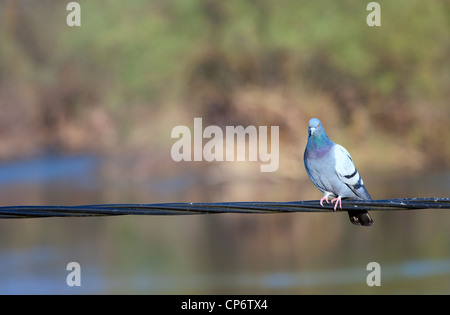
[304,118,374,226]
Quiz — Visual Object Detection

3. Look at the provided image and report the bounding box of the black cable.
[0,198,448,219]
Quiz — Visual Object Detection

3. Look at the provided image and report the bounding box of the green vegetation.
[0,0,448,170]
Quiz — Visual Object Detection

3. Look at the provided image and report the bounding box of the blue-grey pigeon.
[304,118,374,226]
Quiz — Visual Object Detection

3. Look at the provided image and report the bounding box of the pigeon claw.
[331,196,342,211]
[319,194,330,207]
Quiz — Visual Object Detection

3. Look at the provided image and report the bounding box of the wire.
[0,198,448,219]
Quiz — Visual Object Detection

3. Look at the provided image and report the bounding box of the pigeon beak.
[309,127,316,136]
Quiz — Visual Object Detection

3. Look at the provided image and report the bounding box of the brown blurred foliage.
[0,0,448,174]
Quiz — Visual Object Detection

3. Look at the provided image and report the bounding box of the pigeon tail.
[348,210,374,227]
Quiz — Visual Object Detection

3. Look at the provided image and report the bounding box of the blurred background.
[0,0,449,294]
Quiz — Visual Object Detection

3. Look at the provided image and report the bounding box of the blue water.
[0,154,99,187]
[0,244,449,294]
[0,154,448,294]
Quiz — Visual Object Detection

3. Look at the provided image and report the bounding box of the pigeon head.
[306,118,333,155]
[308,118,323,137]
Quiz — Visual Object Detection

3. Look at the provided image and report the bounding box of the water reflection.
[0,154,448,294]
[1,245,449,294]
[0,155,99,187]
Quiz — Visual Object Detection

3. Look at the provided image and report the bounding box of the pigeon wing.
[334,144,371,200]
